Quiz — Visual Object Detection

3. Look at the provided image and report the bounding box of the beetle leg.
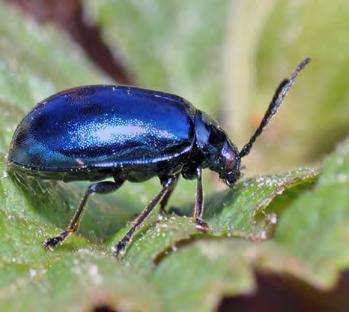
[159,173,180,214]
[193,167,209,232]
[113,176,177,257]
[44,179,124,250]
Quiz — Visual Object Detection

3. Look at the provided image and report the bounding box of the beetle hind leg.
[44,179,124,250]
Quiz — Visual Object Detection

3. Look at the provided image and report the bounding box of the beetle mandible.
[7,58,310,257]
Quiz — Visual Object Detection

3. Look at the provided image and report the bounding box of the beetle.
[7,58,310,257]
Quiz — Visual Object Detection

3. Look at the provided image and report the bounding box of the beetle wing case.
[8,85,196,181]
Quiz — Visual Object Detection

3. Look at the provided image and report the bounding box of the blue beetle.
[7,58,310,257]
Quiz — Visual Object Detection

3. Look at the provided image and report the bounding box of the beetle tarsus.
[113,241,127,258]
[44,230,69,250]
[195,218,210,232]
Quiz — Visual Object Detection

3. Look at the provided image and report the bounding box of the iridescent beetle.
[7,58,310,257]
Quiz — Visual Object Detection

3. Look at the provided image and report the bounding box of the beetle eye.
[220,141,237,171]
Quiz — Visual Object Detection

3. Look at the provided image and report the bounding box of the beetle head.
[217,139,241,186]
[194,111,241,186]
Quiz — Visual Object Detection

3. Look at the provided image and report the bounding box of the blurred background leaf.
[224,0,349,175]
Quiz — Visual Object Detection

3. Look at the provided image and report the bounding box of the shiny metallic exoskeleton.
[7,58,310,257]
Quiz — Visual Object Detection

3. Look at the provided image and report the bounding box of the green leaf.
[120,168,317,272]
[1,251,162,312]
[275,138,349,287]
[225,0,349,174]
[152,240,258,312]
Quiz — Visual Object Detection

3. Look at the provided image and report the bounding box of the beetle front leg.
[44,179,124,250]
[193,167,209,232]
[113,176,177,257]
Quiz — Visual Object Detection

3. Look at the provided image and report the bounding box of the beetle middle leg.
[113,175,177,257]
[44,178,124,250]
[193,167,209,232]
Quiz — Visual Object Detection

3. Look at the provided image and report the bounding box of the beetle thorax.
[185,111,241,186]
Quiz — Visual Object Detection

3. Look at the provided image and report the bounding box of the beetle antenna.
[239,57,311,158]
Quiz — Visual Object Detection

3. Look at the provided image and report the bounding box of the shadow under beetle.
[7,58,310,257]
